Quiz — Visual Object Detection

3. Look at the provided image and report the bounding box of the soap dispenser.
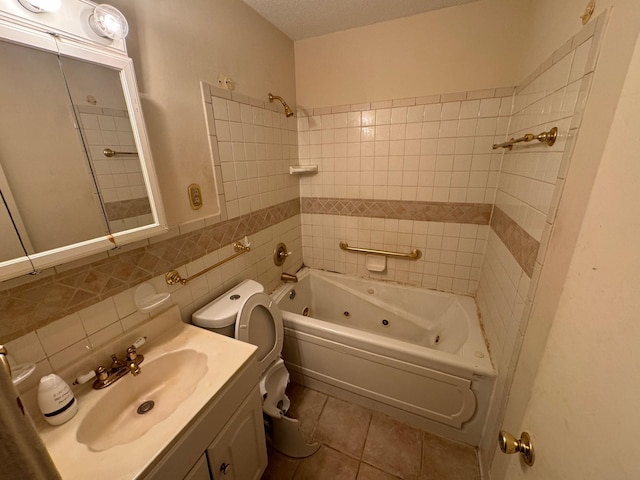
[37,374,78,426]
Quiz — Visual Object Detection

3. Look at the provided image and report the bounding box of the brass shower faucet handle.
[273,242,291,266]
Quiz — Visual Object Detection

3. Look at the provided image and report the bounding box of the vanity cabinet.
[184,455,211,480]
[207,390,266,480]
[142,359,267,480]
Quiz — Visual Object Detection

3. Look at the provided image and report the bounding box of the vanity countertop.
[37,309,257,480]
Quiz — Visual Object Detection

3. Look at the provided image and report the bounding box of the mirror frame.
[0,1,167,282]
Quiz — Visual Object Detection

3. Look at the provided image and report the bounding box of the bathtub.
[271,268,496,446]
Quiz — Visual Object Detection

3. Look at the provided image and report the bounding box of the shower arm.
[268,92,294,117]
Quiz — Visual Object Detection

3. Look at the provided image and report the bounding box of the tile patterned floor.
[261,383,481,480]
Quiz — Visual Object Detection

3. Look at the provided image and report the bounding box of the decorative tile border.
[0,198,299,341]
[204,82,291,115]
[104,197,151,221]
[301,197,491,224]
[76,104,130,117]
[299,87,516,117]
[490,206,539,277]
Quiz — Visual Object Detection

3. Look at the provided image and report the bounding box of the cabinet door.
[207,387,267,480]
[184,454,211,480]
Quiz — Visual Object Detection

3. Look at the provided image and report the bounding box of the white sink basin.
[76,349,208,451]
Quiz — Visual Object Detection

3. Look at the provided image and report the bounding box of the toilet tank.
[192,279,264,337]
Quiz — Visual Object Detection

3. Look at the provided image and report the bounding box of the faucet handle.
[73,367,97,385]
[126,337,146,359]
[74,370,95,385]
[126,347,137,361]
[131,336,146,349]
[273,243,292,266]
[96,365,108,381]
[73,365,107,385]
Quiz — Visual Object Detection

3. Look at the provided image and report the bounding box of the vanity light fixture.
[16,0,61,13]
[89,4,129,40]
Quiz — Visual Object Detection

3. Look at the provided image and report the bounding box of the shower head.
[268,93,294,117]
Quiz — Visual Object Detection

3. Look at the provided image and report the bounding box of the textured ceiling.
[241,0,480,40]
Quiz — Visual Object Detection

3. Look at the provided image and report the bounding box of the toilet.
[192,279,320,458]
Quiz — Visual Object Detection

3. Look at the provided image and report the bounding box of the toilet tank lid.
[192,279,264,328]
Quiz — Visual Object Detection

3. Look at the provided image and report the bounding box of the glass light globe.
[17,0,61,13]
[89,4,129,40]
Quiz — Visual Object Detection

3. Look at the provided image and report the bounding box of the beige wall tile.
[37,313,86,356]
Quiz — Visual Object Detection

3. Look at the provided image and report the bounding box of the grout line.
[420,431,425,479]
[289,454,301,480]
[361,460,405,480]
[308,388,329,442]
[360,411,374,461]
[355,461,363,479]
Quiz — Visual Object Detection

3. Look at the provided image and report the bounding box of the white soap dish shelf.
[11,361,36,386]
[289,165,318,175]
[134,283,171,313]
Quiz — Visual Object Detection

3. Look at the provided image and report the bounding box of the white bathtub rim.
[310,270,446,332]
[272,267,494,376]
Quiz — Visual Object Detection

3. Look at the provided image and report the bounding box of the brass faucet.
[281,272,298,283]
[74,337,146,389]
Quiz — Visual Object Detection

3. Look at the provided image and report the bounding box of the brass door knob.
[498,430,535,466]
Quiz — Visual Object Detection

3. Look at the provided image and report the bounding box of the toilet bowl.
[192,279,319,458]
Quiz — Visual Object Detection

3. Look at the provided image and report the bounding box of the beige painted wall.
[518,0,616,79]
[61,57,127,110]
[502,28,640,479]
[294,0,529,108]
[110,0,296,226]
[490,0,640,477]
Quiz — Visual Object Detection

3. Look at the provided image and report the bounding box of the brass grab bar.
[339,241,422,260]
[103,148,138,158]
[492,127,558,150]
[165,238,251,286]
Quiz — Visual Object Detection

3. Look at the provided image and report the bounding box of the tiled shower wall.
[205,84,299,219]
[76,104,152,232]
[297,89,513,295]
[476,14,606,466]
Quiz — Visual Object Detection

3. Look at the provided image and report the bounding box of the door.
[495,31,640,479]
[207,387,267,480]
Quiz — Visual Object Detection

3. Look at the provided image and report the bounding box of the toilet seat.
[235,292,284,376]
[212,287,319,458]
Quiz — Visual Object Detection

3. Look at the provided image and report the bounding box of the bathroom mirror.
[0,3,166,282]
[0,192,31,277]
[0,40,111,254]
